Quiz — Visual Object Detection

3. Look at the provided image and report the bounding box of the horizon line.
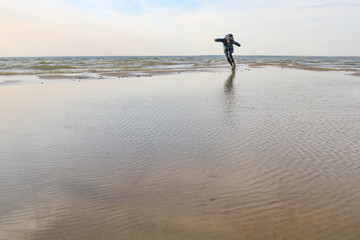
[1,54,359,58]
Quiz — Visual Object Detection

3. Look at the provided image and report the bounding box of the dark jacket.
[214,38,241,54]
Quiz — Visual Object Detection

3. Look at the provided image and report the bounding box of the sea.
[1,55,360,85]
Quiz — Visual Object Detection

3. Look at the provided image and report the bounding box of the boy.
[214,34,241,70]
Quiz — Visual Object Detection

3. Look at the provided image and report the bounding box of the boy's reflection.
[223,71,236,115]
[224,71,235,95]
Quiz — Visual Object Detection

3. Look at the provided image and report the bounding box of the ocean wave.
[32,64,79,71]
[0,71,25,75]
[0,56,360,77]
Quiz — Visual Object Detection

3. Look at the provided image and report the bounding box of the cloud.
[1,0,360,56]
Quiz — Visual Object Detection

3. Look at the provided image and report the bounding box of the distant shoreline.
[1,54,360,58]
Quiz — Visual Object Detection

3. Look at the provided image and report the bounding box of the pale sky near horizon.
[1,0,360,57]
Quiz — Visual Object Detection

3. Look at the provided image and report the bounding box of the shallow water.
[0,69,360,239]
[1,55,360,85]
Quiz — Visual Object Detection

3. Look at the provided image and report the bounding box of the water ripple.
[0,70,360,239]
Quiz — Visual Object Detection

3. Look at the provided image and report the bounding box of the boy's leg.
[227,52,236,69]
[225,52,232,65]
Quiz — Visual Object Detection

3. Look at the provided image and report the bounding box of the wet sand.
[249,62,360,76]
[1,68,360,240]
[37,68,213,81]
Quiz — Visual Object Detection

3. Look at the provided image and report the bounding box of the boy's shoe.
[231,63,236,70]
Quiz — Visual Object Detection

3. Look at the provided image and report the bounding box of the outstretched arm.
[214,38,225,42]
[233,41,241,47]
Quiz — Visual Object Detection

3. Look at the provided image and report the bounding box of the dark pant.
[225,52,235,67]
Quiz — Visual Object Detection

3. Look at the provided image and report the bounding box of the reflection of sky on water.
[1,70,360,239]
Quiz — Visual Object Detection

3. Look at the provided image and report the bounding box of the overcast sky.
[1,0,359,57]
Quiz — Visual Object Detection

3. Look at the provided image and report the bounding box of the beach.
[1,65,360,240]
